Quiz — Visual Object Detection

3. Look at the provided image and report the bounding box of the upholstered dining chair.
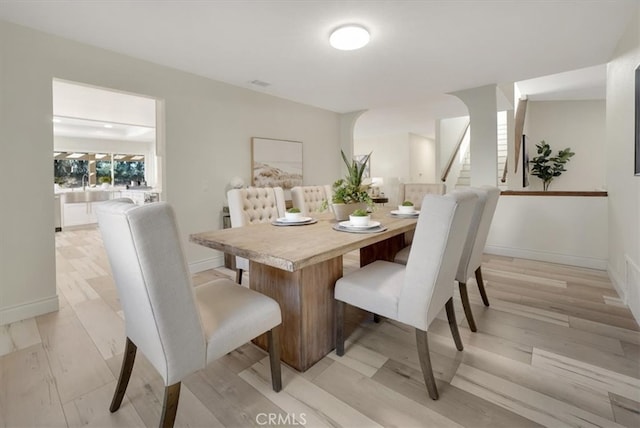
[334,191,477,400]
[398,183,446,208]
[96,200,282,428]
[290,185,331,216]
[227,187,286,284]
[453,186,500,331]
[394,186,500,332]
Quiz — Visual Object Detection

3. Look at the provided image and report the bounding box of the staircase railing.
[501,158,508,183]
[513,98,528,173]
[440,121,470,182]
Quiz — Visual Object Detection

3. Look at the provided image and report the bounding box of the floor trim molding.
[0,295,59,326]
[484,245,607,270]
[188,255,224,274]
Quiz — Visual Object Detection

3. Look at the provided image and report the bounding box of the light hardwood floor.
[1,226,639,427]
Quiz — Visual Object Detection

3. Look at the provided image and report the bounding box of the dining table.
[189,207,418,372]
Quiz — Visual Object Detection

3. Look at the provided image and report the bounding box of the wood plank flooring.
[0,226,638,427]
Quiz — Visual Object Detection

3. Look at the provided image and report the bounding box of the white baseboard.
[189,255,225,274]
[0,295,59,326]
[608,262,627,303]
[484,245,608,270]
[622,256,640,324]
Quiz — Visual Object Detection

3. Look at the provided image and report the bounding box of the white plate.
[390,210,420,216]
[338,220,381,229]
[275,216,313,224]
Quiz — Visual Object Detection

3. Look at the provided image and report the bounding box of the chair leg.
[445,298,464,351]
[267,326,282,392]
[160,383,181,428]
[415,329,439,400]
[336,300,345,356]
[458,282,478,332]
[235,268,243,285]
[475,267,490,307]
[110,337,137,413]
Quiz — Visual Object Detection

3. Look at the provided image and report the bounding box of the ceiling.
[0,1,634,139]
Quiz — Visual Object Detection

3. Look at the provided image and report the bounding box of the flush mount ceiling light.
[329,25,370,50]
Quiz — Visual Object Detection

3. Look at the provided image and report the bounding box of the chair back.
[96,201,206,385]
[291,185,329,215]
[398,191,477,330]
[227,187,286,227]
[398,183,446,208]
[457,186,500,282]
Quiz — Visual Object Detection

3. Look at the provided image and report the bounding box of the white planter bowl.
[398,205,416,214]
[285,211,302,221]
[349,214,371,227]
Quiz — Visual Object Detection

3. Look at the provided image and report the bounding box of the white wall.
[523,100,606,191]
[485,195,608,269]
[354,132,410,205]
[606,4,640,322]
[408,133,436,182]
[451,85,498,186]
[0,20,341,325]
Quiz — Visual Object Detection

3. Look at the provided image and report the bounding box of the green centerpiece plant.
[350,208,369,216]
[529,140,575,191]
[327,150,373,220]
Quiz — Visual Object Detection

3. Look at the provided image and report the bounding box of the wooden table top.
[190,208,417,272]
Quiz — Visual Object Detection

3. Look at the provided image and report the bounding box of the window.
[53,152,145,188]
[113,155,145,186]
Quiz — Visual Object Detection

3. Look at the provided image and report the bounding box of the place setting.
[390,201,420,218]
[272,208,318,226]
[332,209,387,233]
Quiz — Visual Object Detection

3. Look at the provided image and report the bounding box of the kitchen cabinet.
[61,200,106,228]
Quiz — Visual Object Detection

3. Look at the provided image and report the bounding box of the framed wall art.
[251,137,303,190]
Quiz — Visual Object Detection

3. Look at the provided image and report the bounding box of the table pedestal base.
[250,233,406,372]
[250,256,343,371]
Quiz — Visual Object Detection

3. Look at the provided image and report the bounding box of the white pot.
[332,202,368,221]
[285,211,302,221]
[349,214,371,226]
[398,205,416,214]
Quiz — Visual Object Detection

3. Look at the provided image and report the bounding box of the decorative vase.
[332,202,368,221]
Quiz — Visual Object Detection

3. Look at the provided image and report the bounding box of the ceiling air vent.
[250,79,271,88]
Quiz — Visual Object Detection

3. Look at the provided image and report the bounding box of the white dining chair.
[96,200,282,428]
[290,185,331,216]
[398,183,446,208]
[395,186,500,332]
[454,186,500,331]
[227,187,286,284]
[334,191,477,400]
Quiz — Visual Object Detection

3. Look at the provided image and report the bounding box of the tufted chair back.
[398,183,446,208]
[228,187,286,227]
[227,187,286,282]
[291,185,330,216]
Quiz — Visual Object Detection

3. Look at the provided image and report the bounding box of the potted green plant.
[349,208,371,226]
[329,150,373,220]
[398,200,415,214]
[529,140,575,191]
[285,207,302,221]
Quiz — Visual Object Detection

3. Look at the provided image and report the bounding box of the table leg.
[249,256,343,372]
[360,233,406,266]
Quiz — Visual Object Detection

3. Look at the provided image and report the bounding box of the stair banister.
[514,98,528,173]
[440,121,470,182]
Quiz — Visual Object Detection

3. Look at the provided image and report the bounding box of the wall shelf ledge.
[500,190,607,197]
